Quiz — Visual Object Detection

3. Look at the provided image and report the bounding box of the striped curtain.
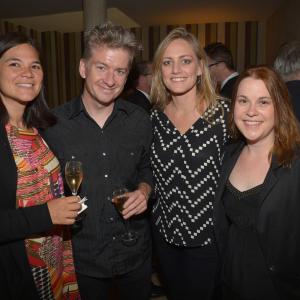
[1,20,264,106]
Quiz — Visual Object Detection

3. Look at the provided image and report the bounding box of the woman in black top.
[213,66,300,299]
[150,27,229,300]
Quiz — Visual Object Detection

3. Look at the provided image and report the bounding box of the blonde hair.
[150,27,218,113]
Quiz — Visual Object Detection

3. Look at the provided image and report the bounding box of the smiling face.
[0,43,43,108]
[79,45,130,108]
[234,77,275,146]
[161,38,202,97]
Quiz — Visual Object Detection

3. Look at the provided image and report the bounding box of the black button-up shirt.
[44,97,153,278]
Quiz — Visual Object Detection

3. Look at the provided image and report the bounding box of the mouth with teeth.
[244,120,262,125]
[16,83,34,87]
[171,77,186,82]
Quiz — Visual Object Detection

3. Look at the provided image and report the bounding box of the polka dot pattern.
[151,100,230,246]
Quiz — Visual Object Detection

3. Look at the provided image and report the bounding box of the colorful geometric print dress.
[6,124,80,300]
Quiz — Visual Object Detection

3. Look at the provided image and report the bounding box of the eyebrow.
[4,57,41,64]
[237,95,271,100]
[95,61,128,71]
[163,54,193,59]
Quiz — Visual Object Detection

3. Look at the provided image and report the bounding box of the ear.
[197,60,203,77]
[79,59,86,79]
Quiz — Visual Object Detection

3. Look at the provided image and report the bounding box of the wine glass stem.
[124,218,131,233]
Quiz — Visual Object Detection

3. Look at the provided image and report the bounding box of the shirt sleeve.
[135,112,154,190]
[0,204,53,244]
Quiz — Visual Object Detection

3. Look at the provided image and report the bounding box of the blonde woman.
[150,27,230,300]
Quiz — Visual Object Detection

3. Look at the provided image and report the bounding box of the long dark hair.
[0,32,56,129]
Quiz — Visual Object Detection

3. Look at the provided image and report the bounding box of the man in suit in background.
[204,42,239,99]
[125,61,152,113]
[274,40,300,122]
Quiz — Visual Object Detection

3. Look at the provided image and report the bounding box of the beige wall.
[266,0,300,65]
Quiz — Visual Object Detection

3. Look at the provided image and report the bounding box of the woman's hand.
[47,196,81,225]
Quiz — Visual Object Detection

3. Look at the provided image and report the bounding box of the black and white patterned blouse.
[150,99,230,247]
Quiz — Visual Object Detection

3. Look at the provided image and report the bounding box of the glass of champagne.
[65,158,87,226]
[65,159,83,196]
[112,188,137,246]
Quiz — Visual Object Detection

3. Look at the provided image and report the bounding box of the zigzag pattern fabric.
[6,124,80,300]
[151,99,230,247]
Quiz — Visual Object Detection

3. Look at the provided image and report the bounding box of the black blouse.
[150,99,229,247]
[222,181,279,300]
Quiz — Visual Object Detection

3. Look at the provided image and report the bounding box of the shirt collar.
[68,96,132,120]
[137,89,150,100]
[68,96,85,119]
[221,72,239,89]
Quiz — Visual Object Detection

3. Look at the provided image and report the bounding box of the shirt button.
[109,217,114,222]
[269,265,275,272]
[104,174,108,178]
[102,152,106,156]
[112,236,116,240]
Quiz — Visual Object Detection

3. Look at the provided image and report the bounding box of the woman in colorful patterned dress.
[150,27,229,300]
[0,32,81,299]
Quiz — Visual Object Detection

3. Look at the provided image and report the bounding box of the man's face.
[79,45,130,107]
[207,57,223,84]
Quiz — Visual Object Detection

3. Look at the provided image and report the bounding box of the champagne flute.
[65,158,87,224]
[112,188,137,246]
[65,159,83,196]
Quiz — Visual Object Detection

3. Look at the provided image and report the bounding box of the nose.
[172,61,181,74]
[21,66,34,78]
[104,69,115,87]
[246,102,258,116]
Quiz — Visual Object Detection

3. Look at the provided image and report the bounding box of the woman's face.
[161,38,202,96]
[234,77,275,146]
[0,43,43,107]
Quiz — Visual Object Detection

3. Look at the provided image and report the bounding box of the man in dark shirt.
[204,42,239,99]
[44,22,153,300]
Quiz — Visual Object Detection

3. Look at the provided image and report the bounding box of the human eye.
[237,97,248,105]
[258,98,272,107]
[8,61,20,68]
[116,69,127,76]
[96,64,106,71]
[32,63,42,70]
[182,58,192,64]
[162,59,171,66]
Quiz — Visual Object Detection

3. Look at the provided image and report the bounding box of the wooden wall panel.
[1,20,265,105]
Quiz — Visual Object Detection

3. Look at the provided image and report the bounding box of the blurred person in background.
[274,40,300,121]
[205,42,239,99]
